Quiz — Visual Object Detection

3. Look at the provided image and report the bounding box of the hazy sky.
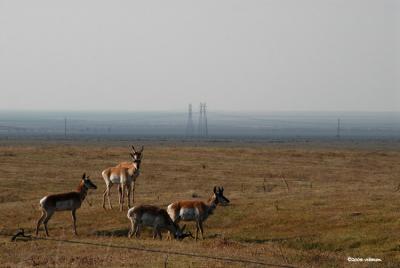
[0,0,398,112]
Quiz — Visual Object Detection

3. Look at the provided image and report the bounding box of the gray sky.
[0,0,398,112]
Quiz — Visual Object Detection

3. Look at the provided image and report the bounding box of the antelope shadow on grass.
[94,228,130,237]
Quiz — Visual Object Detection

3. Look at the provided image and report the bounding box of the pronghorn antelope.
[127,205,192,240]
[35,173,97,237]
[102,146,143,211]
[167,186,230,240]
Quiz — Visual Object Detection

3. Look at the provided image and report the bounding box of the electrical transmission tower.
[203,103,208,136]
[198,103,208,137]
[64,117,67,138]
[336,118,341,139]
[186,104,195,137]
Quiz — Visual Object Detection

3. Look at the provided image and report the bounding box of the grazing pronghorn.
[102,146,143,211]
[127,205,192,240]
[35,173,97,237]
[167,186,230,240]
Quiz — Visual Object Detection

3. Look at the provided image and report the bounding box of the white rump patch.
[127,207,135,218]
[39,196,48,206]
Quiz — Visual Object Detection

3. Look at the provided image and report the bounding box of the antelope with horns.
[35,173,97,237]
[127,205,192,240]
[167,186,230,240]
[102,146,143,211]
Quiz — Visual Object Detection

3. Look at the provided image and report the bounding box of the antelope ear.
[221,186,224,192]
[82,173,86,180]
[131,145,136,153]
[213,186,217,194]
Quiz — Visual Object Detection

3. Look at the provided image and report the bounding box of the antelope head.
[130,145,144,169]
[173,224,193,241]
[81,173,97,190]
[213,186,230,206]
[130,145,144,161]
[178,230,195,240]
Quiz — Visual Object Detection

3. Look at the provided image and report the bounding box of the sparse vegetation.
[0,140,399,267]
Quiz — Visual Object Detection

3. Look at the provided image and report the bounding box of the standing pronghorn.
[102,146,143,211]
[35,173,97,237]
[167,186,230,240]
[127,205,192,240]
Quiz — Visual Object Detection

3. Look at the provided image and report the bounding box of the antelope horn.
[82,173,86,180]
[139,146,144,153]
[186,231,195,239]
[179,231,194,240]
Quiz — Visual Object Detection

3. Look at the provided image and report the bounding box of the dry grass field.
[0,139,400,267]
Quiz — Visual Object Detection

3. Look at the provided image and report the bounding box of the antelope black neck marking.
[204,196,218,217]
[207,202,217,215]
[78,184,89,201]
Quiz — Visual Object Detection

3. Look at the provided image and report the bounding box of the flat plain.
[0,139,400,267]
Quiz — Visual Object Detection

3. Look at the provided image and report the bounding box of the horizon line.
[0,109,399,114]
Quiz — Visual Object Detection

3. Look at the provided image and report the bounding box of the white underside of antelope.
[176,207,199,221]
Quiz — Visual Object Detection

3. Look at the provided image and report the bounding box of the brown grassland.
[0,139,400,267]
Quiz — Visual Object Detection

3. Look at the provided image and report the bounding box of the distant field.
[0,140,400,267]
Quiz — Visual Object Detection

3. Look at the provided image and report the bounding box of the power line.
[0,231,296,268]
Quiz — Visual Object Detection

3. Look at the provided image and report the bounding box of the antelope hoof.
[128,231,134,238]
